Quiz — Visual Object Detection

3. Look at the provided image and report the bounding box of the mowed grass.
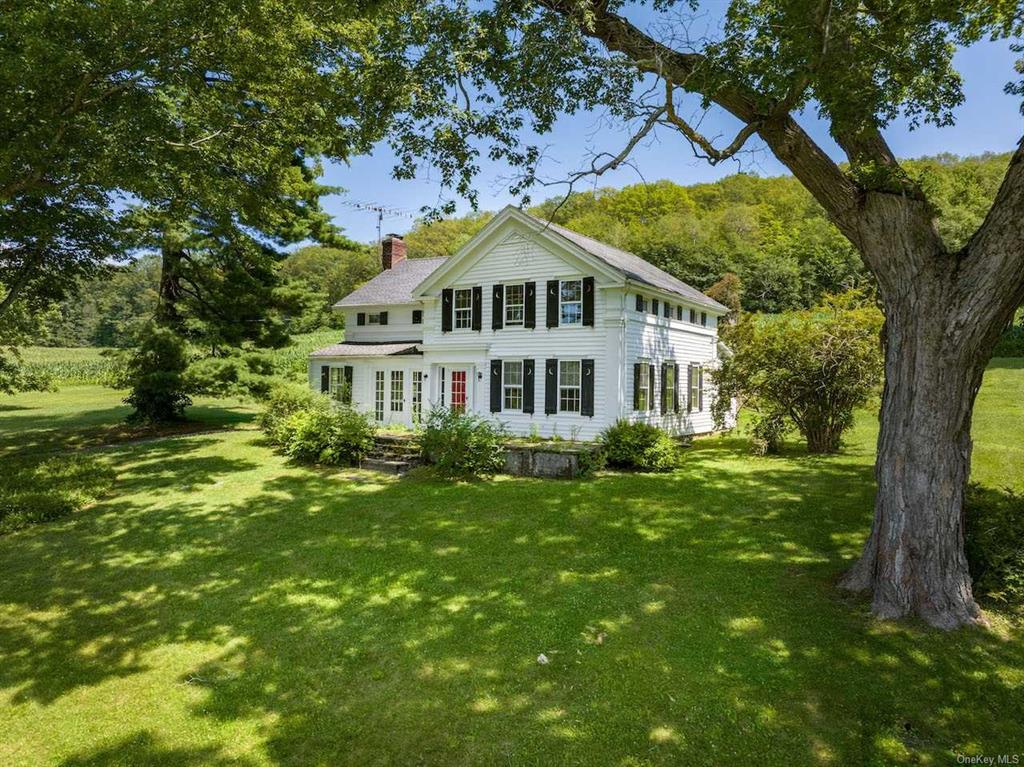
[0,363,1021,766]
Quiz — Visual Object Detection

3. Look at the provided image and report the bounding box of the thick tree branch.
[537,0,864,239]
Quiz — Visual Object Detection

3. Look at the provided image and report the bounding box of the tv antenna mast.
[337,201,416,249]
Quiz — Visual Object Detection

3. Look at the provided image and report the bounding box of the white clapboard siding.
[623,300,724,435]
[341,306,424,343]
[421,230,617,440]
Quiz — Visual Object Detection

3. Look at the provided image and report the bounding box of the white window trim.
[504,283,525,326]
[637,361,651,412]
[454,288,473,330]
[559,279,583,326]
[558,358,582,413]
[390,370,404,412]
[502,360,524,411]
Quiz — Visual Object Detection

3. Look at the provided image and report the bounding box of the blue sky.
[322,35,1023,243]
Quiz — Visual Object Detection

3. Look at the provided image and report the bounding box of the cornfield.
[18,346,126,386]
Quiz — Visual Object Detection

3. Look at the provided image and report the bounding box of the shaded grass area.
[0,386,257,458]
[0,366,1022,766]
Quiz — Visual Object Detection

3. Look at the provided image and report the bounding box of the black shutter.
[492,285,504,330]
[633,363,641,410]
[651,298,659,316]
[687,365,694,412]
[582,277,595,326]
[441,289,453,332]
[524,282,536,328]
[357,312,366,326]
[546,280,559,328]
[581,359,595,416]
[544,358,558,414]
[471,286,482,331]
[676,306,683,320]
[523,359,535,413]
[701,311,707,327]
[690,308,696,324]
[320,366,330,393]
[635,294,644,312]
[648,363,656,411]
[698,366,705,411]
[661,363,669,414]
[663,302,670,319]
[344,366,354,405]
[379,311,388,326]
[412,309,422,324]
[490,359,502,412]
[673,363,680,413]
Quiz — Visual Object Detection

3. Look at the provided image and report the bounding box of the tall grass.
[19,346,125,386]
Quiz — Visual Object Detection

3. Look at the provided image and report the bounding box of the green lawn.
[0,363,1022,766]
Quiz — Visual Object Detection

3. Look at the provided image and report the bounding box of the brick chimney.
[381,234,407,270]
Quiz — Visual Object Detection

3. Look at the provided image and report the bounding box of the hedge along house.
[309,206,735,440]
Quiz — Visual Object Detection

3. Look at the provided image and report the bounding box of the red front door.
[450,370,467,413]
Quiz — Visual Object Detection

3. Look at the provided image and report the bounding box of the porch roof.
[310,341,422,358]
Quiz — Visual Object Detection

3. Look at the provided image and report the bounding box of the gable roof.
[334,256,448,308]
[520,211,726,311]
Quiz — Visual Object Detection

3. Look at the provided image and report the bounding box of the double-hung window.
[559,360,581,412]
[454,288,473,329]
[637,363,650,410]
[689,364,702,411]
[559,280,583,326]
[503,360,523,410]
[504,284,525,326]
[390,370,404,412]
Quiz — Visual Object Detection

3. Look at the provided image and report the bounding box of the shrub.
[964,484,1024,606]
[714,291,883,454]
[600,420,680,472]
[186,351,278,399]
[282,402,376,466]
[421,406,507,478]
[0,455,116,535]
[258,383,323,445]
[122,325,192,422]
[993,326,1024,357]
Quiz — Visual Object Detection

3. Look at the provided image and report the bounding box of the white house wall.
[420,228,618,441]
[624,298,726,434]
[341,305,423,343]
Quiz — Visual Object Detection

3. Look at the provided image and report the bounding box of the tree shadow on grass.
[1,434,1021,766]
[59,731,258,767]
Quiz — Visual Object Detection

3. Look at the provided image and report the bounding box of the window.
[689,308,697,324]
[651,298,659,315]
[663,302,671,319]
[700,311,708,327]
[328,367,349,404]
[637,363,650,411]
[663,364,675,412]
[503,360,523,410]
[454,288,473,329]
[635,294,648,313]
[390,370,404,412]
[559,280,583,325]
[504,284,525,326]
[368,313,381,325]
[374,370,385,421]
[689,364,702,412]
[676,305,683,321]
[412,371,423,422]
[412,309,422,324]
[559,360,581,412]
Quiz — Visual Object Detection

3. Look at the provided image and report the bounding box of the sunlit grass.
[0,364,1021,766]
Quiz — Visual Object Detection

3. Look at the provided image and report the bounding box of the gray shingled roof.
[334,256,448,308]
[523,212,727,312]
[310,341,422,358]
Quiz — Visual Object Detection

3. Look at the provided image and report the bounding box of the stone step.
[366,447,421,460]
[360,457,417,474]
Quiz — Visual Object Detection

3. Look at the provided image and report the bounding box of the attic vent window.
[368,313,381,325]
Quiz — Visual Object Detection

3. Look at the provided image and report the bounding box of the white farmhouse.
[309,206,733,440]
